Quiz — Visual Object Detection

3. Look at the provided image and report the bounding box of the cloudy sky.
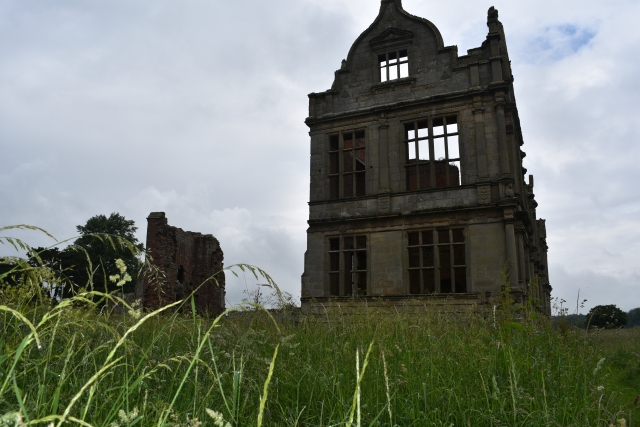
[2,0,639,313]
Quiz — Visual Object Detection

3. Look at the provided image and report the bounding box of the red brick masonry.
[142,212,225,316]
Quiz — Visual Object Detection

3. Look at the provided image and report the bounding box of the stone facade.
[142,212,225,315]
[301,0,551,314]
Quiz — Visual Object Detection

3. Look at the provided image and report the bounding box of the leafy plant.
[1,224,639,427]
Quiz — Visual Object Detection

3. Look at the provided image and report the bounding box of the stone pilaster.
[495,95,510,177]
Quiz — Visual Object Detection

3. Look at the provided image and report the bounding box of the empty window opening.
[328,236,367,296]
[408,229,466,294]
[177,265,185,284]
[405,116,460,191]
[328,131,366,199]
[378,49,409,82]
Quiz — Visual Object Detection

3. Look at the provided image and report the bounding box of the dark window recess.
[379,49,409,82]
[405,116,460,191]
[328,236,367,296]
[328,131,366,199]
[407,229,467,294]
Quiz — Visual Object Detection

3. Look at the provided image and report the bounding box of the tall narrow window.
[407,231,435,294]
[328,237,340,296]
[405,116,460,191]
[328,131,366,199]
[407,229,467,294]
[378,49,409,82]
[328,236,367,296]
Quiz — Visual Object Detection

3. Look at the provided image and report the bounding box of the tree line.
[1,213,143,300]
[2,214,639,327]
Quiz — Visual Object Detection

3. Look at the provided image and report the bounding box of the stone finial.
[341,59,347,70]
[488,6,499,21]
[381,0,402,7]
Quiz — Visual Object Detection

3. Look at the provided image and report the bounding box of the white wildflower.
[110,407,139,427]
[205,409,232,427]
[110,259,133,286]
[115,258,127,274]
[0,412,26,427]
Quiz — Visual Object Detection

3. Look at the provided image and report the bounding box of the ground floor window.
[328,236,367,296]
[408,228,467,294]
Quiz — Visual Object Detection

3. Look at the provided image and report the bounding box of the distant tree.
[0,257,21,287]
[29,246,90,299]
[628,308,640,328]
[31,213,143,297]
[73,213,143,291]
[585,304,628,330]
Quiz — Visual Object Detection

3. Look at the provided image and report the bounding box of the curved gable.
[344,0,445,69]
[308,0,475,119]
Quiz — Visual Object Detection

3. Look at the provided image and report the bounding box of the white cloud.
[1,0,639,311]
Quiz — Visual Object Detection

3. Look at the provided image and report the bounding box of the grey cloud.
[2,0,640,308]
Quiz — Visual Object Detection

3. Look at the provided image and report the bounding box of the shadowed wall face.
[143,212,225,315]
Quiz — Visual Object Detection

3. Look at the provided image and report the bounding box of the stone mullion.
[428,118,436,187]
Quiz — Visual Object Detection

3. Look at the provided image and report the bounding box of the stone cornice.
[306,82,511,127]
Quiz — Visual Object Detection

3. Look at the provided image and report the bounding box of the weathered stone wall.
[301,0,551,314]
[143,212,225,316]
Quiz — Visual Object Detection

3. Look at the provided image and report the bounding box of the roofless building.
[301,0,551,314]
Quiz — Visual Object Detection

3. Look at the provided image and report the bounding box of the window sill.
[371,77,416,93]
[311,183,477,206]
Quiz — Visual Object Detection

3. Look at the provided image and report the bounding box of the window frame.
[407,228,468,294]
[404,115,461,191]
[328,130,367,200]
[378,49,409,82]
[328,235,368,297]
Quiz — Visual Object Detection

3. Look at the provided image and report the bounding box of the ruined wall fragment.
[142,212,225,315]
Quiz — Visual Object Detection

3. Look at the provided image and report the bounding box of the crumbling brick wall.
[142,212,225,316]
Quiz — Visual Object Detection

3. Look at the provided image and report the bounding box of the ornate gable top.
[370,28,414,46]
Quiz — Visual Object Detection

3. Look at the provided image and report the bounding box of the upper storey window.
[329,131,366,199]
[405,116,460,191]
[378,50,409,82]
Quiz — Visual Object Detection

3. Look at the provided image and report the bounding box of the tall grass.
[1,226,639,426]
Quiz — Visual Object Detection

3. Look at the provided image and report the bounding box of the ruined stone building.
[301,0,551,314]
[141,212,225,315]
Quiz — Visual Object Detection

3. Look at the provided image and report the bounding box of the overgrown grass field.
[1,225,639,426]
[1,293,639,427]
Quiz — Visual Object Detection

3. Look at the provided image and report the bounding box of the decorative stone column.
[504,208,519,287]
[473,100,491,205]
[516,227,526,286]
[495,95,510,177]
